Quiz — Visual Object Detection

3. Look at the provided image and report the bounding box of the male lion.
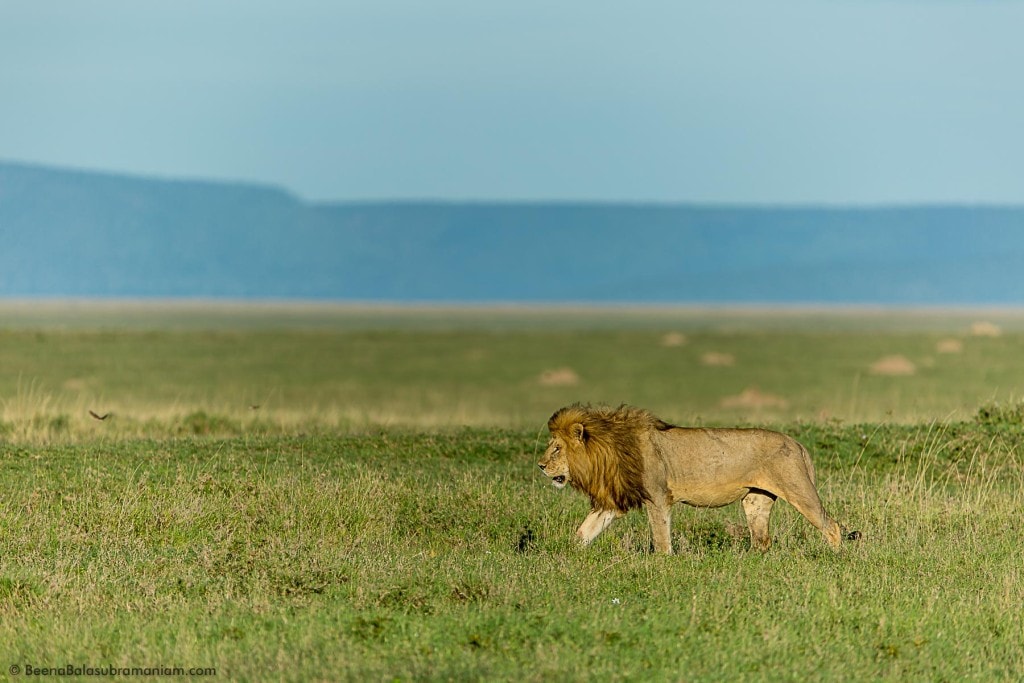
[537,403,856,554]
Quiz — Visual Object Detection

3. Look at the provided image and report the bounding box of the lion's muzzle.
[538,464,568,488]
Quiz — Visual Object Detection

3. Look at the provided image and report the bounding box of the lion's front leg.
[576,508,621,546]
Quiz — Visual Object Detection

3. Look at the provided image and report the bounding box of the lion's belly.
[667,483,749,508]
[655,427,787,508]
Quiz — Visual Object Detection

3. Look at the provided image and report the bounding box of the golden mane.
[547,403,673,513]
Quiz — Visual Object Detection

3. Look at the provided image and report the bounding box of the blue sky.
[2,1,1023,204]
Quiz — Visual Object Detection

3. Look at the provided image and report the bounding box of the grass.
[3,319,1024,441]
[2,420,1024,680]
[2,306,1024,679]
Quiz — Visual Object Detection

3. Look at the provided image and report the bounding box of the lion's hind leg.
[776,486,843,549]
[773,442,844,550]
[741,490,776,551]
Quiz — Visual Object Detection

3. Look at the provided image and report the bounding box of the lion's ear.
[570,422,585,442]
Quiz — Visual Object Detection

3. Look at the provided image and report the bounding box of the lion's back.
[658,426,793,457]
[651,426,806,487]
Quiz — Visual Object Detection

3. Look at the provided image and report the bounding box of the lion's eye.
[553,446,560,453]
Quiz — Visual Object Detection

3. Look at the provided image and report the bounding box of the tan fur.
[538,403,854,554]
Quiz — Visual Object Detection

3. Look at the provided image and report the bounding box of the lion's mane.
[547,403,672,513]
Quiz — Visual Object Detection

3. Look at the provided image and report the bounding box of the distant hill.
[2,160,1024,303]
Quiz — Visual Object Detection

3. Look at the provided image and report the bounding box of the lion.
[537,403,857,554]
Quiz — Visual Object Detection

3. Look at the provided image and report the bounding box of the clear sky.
[2,1,1023,204]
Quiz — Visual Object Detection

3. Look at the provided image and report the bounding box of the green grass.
[2,420,1024,680]
[3,321,1024,441]
[3,307,1024,679]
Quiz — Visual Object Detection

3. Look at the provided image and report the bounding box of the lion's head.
[537,427,578,489]
[539,404,664,513]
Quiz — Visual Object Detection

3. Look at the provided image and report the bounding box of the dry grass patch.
[720,387,789,410]
[660,332,687,347]
[869,355,917,376]
[970,321,1002,337]
[701,351,735,367]
[538,368,581,387]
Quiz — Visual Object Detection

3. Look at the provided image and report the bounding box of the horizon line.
[4,158,1023,210]
[5,297,1024,313]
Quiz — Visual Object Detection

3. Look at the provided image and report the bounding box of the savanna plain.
[2,303,1024,681]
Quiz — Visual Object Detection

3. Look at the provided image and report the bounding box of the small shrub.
[975,401,1024,427]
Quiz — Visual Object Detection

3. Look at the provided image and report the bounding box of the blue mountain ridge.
[2,160,1023,303]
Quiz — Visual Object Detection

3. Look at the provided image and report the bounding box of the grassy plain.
[2,303,1024,680]
[4,302,1024,437]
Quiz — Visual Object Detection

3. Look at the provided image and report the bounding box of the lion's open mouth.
[552,475,567,487]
